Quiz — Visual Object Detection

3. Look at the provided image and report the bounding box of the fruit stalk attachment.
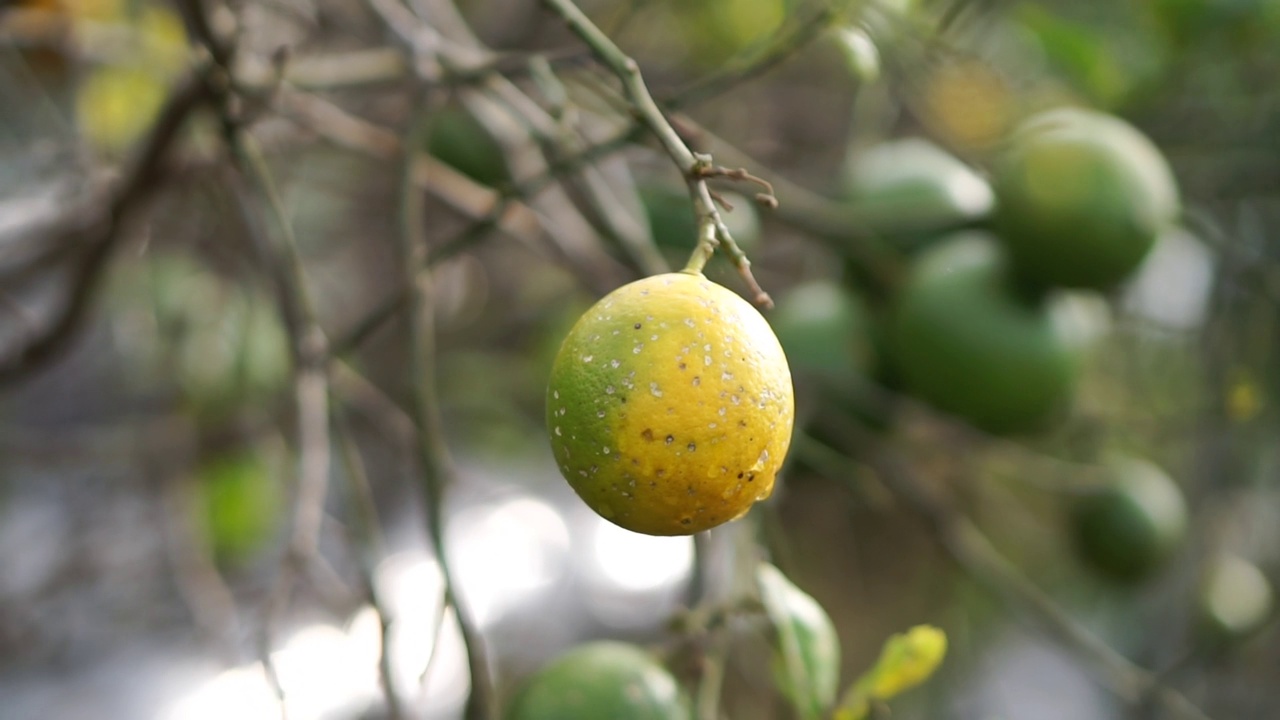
[539,0,775,307]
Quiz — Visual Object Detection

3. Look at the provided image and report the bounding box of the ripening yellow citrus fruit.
[547,272,795,536]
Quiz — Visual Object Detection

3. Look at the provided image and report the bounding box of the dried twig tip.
[694,164,778,209]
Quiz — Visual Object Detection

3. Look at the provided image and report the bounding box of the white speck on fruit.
[718,407,726,416]
[722,371,734,381]
[553,390,560,399]
[603,445,611,454]
[709,422,717,429]
[692,377,701,386]
[606,385,615,394]
[582,354,593,363]
[704,355,712,366]
[684,318,695,328]
[634,344,644,354]
[610,359,620,368]
[554,426,562,436]
[731,395,741,405]
[650,334,658,341]
[650,382,663,398]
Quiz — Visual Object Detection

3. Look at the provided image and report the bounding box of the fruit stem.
[539,0,774,308]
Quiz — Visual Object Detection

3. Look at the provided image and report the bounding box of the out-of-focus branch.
[0,74,211,384]
[331,408,405,719]
[396,105,496,720]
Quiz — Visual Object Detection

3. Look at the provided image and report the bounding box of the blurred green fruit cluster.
[803,105,1177,435]
[505,642,689,720]
[888,233,1081,434]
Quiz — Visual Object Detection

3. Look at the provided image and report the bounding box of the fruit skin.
[1071,456,1188,582]
[842,138,995,252]
[992,108,1180,290]
[546,272,794,536]
[888,233,1079,434]
[506,642,690,720]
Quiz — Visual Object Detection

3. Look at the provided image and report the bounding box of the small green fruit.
[427,107,510,188]
[889,233,1080,434]
[993,108,1179,290]
[1197,554,1273,644]
[842,138,995,252]
[1072,456,1188,582]
[770,280,874,395]
[639,182,760,254]
[196,449,282,564]
[506,642,690,720]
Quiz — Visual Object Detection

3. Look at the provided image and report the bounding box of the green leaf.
[756,563,841,720]
[834,625,947,720]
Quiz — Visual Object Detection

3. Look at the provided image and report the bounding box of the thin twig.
[331,408,405,719]
[399,103,497,720]
[0,74,211,384]
[538,0,773,306]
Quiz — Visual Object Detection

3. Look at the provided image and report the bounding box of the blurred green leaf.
[756,562,841,720]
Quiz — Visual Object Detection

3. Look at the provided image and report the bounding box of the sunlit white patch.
[1123,229,1214,331]
[447,497,571,627]
[581,517,693,627]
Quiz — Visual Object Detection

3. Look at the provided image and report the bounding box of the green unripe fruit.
[639,183,761,254]
[1072,456,1188,582]
[196,449,282,564]
[770,280,874,395]
[889,233,1079,434]
[842,138,995,252]
[993,108,1180,290]
[427,107,510,188]
[1197,554,1273,644]
[506,642,690,720]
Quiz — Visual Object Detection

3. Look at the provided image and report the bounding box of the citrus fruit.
[196,448,282,564]
[769,279,874,396]
[888,233,1080,434]
[841,138,994,252]
[992,107,1180,290]
[427,106,509,188]
[1071,456,1187,582]
[1197,554,1273,644]
[506,642,690,720]
[546,272,794,536]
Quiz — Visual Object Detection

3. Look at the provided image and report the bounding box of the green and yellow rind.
[547,272,794,536]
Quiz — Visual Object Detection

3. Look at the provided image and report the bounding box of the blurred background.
[1,0,1278,717]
